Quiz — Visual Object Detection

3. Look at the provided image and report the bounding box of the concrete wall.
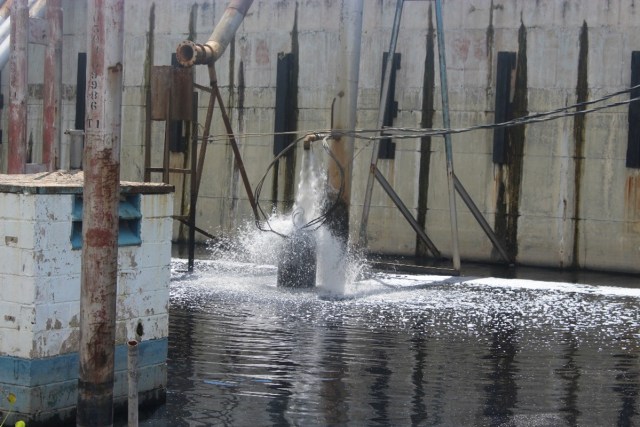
[0,0,639,273]
[0,180,172,424]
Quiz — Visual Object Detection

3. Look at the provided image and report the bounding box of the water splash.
[208,145,365,296]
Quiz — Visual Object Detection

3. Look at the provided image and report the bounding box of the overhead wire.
[201,83,640,144]
[201,83,639,236]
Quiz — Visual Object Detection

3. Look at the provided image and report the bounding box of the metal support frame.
[359,0,404,246]
[358,0,511,272]
[144,66,259,272]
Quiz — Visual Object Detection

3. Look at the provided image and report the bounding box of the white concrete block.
[0,274,35,305]
[1,219,36,249]
[140,193,174,219]
[34,195,73,223]
[37,275,81,305]
[33,301,79,334]
[0,246,35,277]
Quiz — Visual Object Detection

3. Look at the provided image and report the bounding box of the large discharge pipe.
[176,0,253,67]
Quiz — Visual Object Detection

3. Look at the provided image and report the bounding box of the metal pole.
[7,0,28,173]
[213,81,260,223]
[127,340,139,427]
[358,0,404,247]
[327,0,363,244]
[435,0,461,271]
[188,93,198,272]
[43,0,62,171]
[77,0,124,426]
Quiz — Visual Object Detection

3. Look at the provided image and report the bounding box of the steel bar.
[358,0,404,247]
[77,0,124,426]
[146,167,192,174]
[144,82,152,181]
[43,0,62,171]
[188,93,198,272]
[374,168,441,258]
[453,174,511,263]
[194,85,216,197]
[162,86,171,184]
[174,217,216,240]
[7,0,28,173]
[127,340,138,427]
[327,0,363,243]
[435,0,461,271]
[212,72,260,223]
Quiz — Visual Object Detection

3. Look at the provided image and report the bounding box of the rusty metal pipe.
[7,0,28,173]
[77,0,124,425]
[127,340,139,427]
[43,0,62,171]
[176,0,253,67]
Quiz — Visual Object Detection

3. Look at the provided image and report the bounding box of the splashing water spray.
[209,134,365,296]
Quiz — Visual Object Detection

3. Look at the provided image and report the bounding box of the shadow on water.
[137,258,640,426]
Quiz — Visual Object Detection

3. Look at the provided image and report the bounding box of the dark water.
[145,259,640,426]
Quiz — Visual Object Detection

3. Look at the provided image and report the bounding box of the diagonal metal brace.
[374,167,441,258]
[453,173,512,263]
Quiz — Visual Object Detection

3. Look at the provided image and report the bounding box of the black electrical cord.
[254,134,345,238]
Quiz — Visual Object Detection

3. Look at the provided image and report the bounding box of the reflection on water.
[143,259,640,426]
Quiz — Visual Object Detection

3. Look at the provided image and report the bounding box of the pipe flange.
[176,40,199,67]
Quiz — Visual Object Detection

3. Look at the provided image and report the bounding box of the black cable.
[254,134,345,238]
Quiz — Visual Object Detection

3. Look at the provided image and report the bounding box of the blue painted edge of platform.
[0,338,167,387]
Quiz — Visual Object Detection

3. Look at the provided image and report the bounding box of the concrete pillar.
[77,0,124,425]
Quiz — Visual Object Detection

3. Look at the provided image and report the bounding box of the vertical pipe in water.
[434,0,461,271]
[77,0,124,426]
[127,340,139,427]
[43,0,62,170]
[327,0,363,245]
[7,0,28,174]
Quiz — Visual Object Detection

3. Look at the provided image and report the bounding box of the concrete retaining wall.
[0,0,638,272]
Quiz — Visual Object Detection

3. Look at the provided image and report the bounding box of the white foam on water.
[462,277,640,298]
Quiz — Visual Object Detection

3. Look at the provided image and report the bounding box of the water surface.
[144,259,640,426]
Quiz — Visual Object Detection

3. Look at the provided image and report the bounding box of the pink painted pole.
[7,0,27,174]
[76,0,124,425]
[43,0,62,170]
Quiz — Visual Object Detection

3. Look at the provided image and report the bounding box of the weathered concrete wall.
[0,174,172,424]
[0,0,639,273]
